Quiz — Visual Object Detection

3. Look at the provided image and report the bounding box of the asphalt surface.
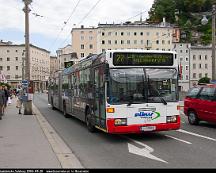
[33,93,216,168]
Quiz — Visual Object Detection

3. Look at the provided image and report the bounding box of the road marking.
[123,136,168,163]
[165,135,192,145]
[177,129,216,142]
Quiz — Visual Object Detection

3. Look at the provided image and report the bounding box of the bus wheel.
[51,99,56,110]
[63,103,70,118]
[86,109,95,132]
[188,110,199,125]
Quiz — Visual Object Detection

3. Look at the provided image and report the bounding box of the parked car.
[184,84,216,125]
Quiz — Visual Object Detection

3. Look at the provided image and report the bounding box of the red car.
[184,84,216,125]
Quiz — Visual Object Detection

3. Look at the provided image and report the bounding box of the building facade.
[0,41,50,91]
[71,21,178,59]
[173,43,191,91]
[190,46,212,87]
[50,56,59,77]
[56,44,79,70]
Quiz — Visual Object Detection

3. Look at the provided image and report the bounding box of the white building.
[0,41,50,90]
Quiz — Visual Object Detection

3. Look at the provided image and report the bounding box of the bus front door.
[94,66,106,130]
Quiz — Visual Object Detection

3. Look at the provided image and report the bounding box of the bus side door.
[94,65,106,129]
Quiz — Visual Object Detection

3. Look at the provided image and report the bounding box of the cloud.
[0,0,154,52]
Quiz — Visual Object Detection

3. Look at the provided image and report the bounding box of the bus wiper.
[127,95,133,106]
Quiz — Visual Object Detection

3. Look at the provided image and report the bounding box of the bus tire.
[51,98,56,110]
[63,102,70,118]
[86,109,95,132]
[188,110,199,125]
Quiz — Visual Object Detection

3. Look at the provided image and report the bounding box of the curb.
[32,104,84,169]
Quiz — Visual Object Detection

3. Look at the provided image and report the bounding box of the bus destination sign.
[113,53,174,66]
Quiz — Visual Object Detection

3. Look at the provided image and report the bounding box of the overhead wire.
[58,0,103,48]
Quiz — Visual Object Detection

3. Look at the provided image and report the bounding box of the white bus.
[48,49,180,134]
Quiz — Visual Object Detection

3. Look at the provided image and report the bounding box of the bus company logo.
[135,111,161,120]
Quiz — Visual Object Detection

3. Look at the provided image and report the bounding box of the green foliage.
[198,77,211,84]
[148,0,215,44]
[0,82,11,89]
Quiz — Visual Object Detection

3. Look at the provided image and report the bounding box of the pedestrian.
[17,88,24,114]
[0,85,5,120]
[2,85,10,114]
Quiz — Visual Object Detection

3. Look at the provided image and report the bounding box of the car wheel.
[86,109,95,132]
[188,110,199,125]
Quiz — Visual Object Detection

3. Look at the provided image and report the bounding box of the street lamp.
[201,4,216,82]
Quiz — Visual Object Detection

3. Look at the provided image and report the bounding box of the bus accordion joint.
[106,108,115,113]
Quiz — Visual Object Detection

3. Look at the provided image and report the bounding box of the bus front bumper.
[106,115,180,134]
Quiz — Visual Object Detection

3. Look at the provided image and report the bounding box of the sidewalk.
[0,97,81,168]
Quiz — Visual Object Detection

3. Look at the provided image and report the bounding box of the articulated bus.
[48,49,180,134]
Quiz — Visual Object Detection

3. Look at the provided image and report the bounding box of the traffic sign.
[22,80,29,87]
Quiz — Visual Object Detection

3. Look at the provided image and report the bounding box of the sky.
[0,0,154,55]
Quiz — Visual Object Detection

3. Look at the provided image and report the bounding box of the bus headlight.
[114,118,127,126]
[167,116,177,123]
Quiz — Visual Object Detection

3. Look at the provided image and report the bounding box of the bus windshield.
[108,68,178,105]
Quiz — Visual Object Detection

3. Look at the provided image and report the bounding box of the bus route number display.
[113,53,174,66]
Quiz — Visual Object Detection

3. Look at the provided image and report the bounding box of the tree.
[198,77,210,84]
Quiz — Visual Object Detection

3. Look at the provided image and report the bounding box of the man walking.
[0,85,5,120]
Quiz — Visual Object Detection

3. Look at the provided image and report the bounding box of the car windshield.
[107,68,178,104]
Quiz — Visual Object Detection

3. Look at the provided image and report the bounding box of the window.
[168,40,171,44]
[186,87,200,98]
[185,57,189,61]
[102,32,105,36]
[162,40,165,44]
[193,64,196,69]
[89,44,93,49]
[15,57,18,61]
[198,87,216,100]
[134,40,137,44]
[140,32,143,36]
[15,50,18,52]
[81,53,84,57]
[186,75,189,80]
[115,32,118,36]
[89,36,93,40]
[7,57,10,61]
[102,40,105,44]
[15,75,19,79]
[156,40,159,44]
[115,40,118,44]
[199,73,202,78]
[81,44,84,49]
[108,32,111,36]
[156,32,159,36]
[127,32,130,36]
[205,73,208,77]
[0,58,2,61]
[186,65,189,70]
[121,32,124,36]
[193,55,196,60]
[127,40,130,44]
[16,66,18,70]
[193,73,196,78]
[199,55,202,60]
[121,40,124,44]
[108,40,111,45]
[7,50,9,53]
[7,66,10,71]
[0,66,2,70]
[134,32,137,36]
[199,64,202,69]
[205,64,208,69]
[147,32,150,36]
[140,40,144,44]
[81,36,84,40]
[180,50,183,53]
[205,55,208,60]
[186,50,188,53]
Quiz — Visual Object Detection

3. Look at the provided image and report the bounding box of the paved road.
[34,93,216,168]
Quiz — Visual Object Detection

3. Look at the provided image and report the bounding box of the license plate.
[140,126,156,131]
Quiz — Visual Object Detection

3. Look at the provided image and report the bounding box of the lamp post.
[201,4,216,81]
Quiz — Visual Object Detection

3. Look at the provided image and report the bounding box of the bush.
[198,77,210,84]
